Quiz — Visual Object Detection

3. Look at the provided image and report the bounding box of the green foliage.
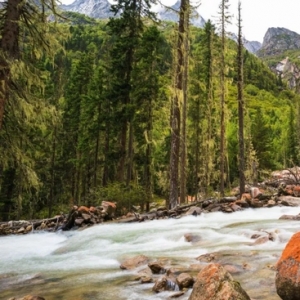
[61,11,100,25]
[95,182,147,215]
[1,9,300,220]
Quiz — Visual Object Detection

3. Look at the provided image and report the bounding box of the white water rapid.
[1,206,300,300]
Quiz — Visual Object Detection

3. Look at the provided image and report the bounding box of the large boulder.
[188,263,250,300]
[279,196,300,206]
[276,231,300,300]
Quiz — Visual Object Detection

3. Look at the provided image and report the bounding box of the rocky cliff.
[243,39,261,54]
[258,27,300,57]
[273,57,300,91]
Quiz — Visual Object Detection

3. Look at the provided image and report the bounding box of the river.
[1,206,299,300]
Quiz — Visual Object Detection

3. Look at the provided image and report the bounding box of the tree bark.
[180,0,189,205]
[237,1,245,195]
[169,0,188,209]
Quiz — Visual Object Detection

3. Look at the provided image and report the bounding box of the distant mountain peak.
[59,0,261,54]
[258,27,300,57]
[60,0,114,19]
[60,0,206,27]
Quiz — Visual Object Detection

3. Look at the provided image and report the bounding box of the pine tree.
[218,0,231,196]
[0,0,59,130]
[107,0,156,184]
[169,0,190,209]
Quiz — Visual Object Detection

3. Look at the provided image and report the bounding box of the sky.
[196,0,300,43]
[60,0,300,43]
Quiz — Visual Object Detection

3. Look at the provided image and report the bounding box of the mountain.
[257,27,300,57]
[60,0,206,26]
[60,0,113,19]
[228,33,261,54]
[60,0,262,54]
[256,27,300,92]
[243,39,261,54]
[155,1,205,28]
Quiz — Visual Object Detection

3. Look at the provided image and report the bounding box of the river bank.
[1,205,300,300]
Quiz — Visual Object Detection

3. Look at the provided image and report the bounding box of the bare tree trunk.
[49,126,56,217]
[180,1,189,205]
[237,1,245,195]
[170,0,188,209]
[169,93,180,208]
[219,0,228,197]
[126,121,134,187]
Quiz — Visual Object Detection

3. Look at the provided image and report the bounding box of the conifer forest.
[0,0,299,221]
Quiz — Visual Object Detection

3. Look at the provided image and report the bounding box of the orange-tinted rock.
[293,186,300,197]
[276,231,300,300]
[286,188,294,196]
[241,193,251,201]
[89,206,97,213]
[102,201,116,208]
[188,263,250,300]
[77,206,90,214]
[120,255,149,270]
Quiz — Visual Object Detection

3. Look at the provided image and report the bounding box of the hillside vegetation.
[0,10,299,221]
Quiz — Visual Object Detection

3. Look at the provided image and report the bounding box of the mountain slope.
[60,0,114,19]
[60,0,205,26]
[258,27,300,57]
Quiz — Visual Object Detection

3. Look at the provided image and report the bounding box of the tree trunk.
[169,0,188,209]
[237,1,245,195]
[180,1,189,205]
[49,126,56,218]
[219,0,228,197]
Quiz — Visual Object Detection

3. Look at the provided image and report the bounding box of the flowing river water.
[1,206,300,300]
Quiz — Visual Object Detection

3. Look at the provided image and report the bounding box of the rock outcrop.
[276,232,300,300]
[258,27,300,57]
[188,263,250,300]
[274,57,300,90]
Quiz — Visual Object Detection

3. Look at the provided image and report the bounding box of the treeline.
[0,2,299,221]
